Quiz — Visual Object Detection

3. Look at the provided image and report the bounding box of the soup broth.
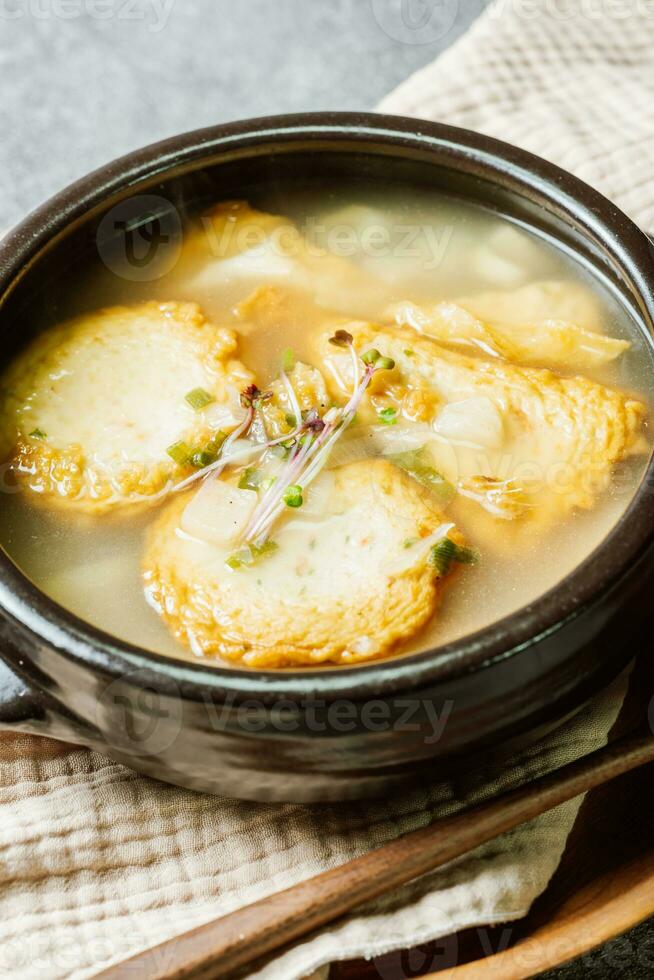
[0,183,651,667]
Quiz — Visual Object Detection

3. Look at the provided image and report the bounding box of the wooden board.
[333,649,654,979]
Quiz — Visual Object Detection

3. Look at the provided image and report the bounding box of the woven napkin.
[1,2,652,977]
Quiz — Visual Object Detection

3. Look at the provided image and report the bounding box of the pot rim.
[0,110,653,702]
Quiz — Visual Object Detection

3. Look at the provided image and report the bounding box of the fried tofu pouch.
[177,200,388,318]
[143,459,464,667]
[317,322,647,531]
[0,301,253,511]
[388,281,629,373]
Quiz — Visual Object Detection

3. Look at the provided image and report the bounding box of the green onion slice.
[166,441,192,466]
[226,540,279,570]
[190,450,215,469]
[388,447,454,502]
[429,538,479,577]
[377,407,398,426]
[184,387,215,411]
[238,468,267,491]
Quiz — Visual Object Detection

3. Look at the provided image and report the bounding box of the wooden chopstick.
[95,728,654,980]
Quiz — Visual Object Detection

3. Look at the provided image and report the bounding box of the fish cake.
[317,322,647,529]
[143,459,465,667]
[0,300,253,511]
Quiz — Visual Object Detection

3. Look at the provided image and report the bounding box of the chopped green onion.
[238,468,273,491]
[429,538,456,576]
[188,431,227,469]
[184,387,215,411]
[206,431,227,454]
[282,484,303,508]
[190,450,215,469]
[166,441,192,466]
[388,447,455,502]
[225,550,249,570]
[429,538,479,577]
[226,540,278,570]
[456,546,479,565]
[28,428,47,440]
[282,348,295,372]
[377,406,398,426]
[239,468,258,490]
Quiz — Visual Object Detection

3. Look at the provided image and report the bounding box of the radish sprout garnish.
[329,328,360,390]
[280,368,302,427]
[240,336,395,547]
[173,384,266,493]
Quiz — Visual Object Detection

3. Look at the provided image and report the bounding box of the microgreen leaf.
[282,348,295,372]
[28,428,47,440]
[377,356,395,371]
[282,484,303,508]
[329,329,353,348]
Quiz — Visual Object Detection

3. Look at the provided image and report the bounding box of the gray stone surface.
[0,0,487,230]
[0,1,650,976]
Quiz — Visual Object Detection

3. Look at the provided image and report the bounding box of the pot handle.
[0,653,47,728]
[0,657,59,734]
[0,651,98,745]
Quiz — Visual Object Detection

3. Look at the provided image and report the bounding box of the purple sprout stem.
[245,362,376,544]
[172,412,311,495]
[244,431,318,543]
[280,368,302,425]
[172,406,255,493]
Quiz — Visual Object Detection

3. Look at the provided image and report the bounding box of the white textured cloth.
[1,2,651,977]
[379,0,654,230]
[0,678,627,978]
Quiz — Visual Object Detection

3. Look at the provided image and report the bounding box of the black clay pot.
[0,113,653,802]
